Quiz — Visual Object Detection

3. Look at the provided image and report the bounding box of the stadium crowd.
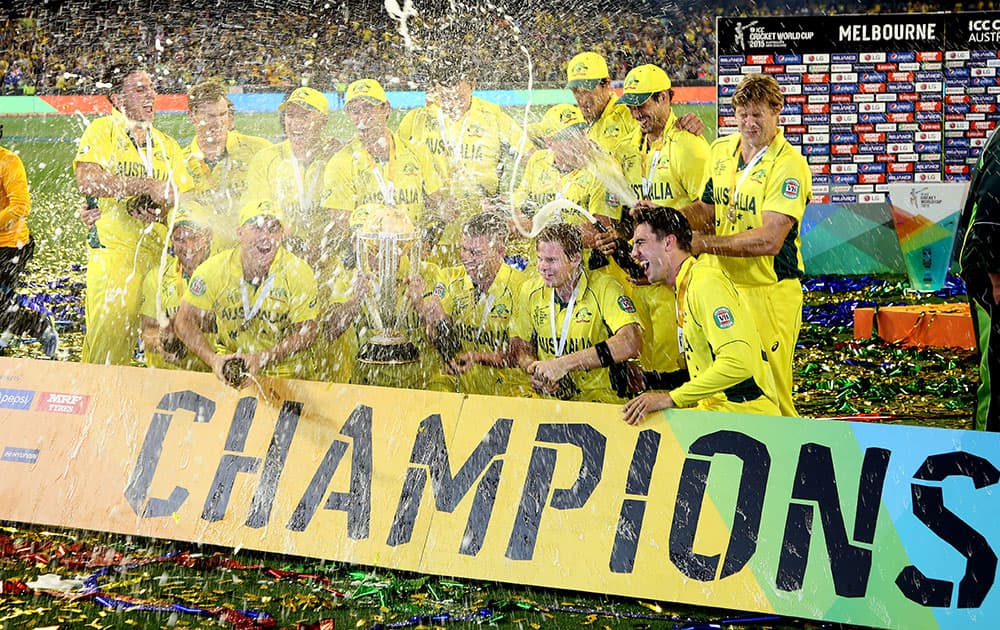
[2,0,981,95]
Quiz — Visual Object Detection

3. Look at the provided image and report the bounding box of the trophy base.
[358,338,420,365]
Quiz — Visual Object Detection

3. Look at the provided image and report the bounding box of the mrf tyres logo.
[38,392,90,415]
[734,20,815,50]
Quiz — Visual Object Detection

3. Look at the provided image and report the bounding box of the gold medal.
[727,206,737,223]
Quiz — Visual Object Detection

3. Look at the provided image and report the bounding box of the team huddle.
[72,50,811,422]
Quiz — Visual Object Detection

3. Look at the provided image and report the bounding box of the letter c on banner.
[124,390,216,518]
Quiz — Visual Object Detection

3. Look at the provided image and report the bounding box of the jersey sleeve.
[0,150,30,226]
[675,134,712,203]
[397,109,419,142]
[670,272,755,407]
[595,276,642,334]
[183,256,222,313]
[585,172,621,221]
[762,148,811,222]
[496,108,529,155]
[138,268,159,319]
[74,117,115,170]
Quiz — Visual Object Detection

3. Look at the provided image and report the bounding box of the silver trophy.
[355,214,422,365]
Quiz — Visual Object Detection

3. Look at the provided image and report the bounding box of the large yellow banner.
[3,357,999,630]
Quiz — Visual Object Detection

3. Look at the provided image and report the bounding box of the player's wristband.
[595,341,614,368]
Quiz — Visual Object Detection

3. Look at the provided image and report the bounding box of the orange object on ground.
[853,303,976,349]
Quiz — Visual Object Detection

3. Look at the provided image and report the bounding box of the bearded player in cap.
[174,199,318,388]
[566,52,704,153]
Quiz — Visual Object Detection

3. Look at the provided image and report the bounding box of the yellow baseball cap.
[531,103,588,140]
[239,199,284,227]
[345,78,388,105]
[566,52,609,90]
[173,199,213,231]
[279,86,329,114]
[619,64,672,106]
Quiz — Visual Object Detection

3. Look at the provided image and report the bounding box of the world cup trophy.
[355,209,422,365]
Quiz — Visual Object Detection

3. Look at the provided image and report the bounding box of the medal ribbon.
[674,257,694,356]
[727,144,769,218]
[549,276,581,357]
[240,274,276,330]
[436,107,470,167]
[640,136,663,200]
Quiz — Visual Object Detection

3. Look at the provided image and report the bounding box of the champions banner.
[1,357,999,629]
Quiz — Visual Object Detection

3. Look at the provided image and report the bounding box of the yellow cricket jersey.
[322,133,442,228]
[589,97,640,154]
[614,110,710,208]
[243,140,328,237]
[185,130,271,249]
[701,128,812,286]
[631,281,683,374]
[184,247,318,379]
[0,145,30,248]
[432,264,531,396]
[511,270,641,403]
[397,96,528,199]
[74,111,193,253]
[670,256,778,413]
[514,149,621,222]
[138,258,210,372]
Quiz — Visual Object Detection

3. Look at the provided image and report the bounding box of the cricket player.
[174,199,318,387]
[682,73,812,417]
[0,137,57,357]
[74,66,192,365]
[415,212,531,396]
[507,223,643,403]
[138,199,214,372]
[243,86,340,264]
[184,80,271,250]
[623,206,779,423]
[398,60,529,263]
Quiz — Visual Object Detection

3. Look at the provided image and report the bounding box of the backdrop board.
[2,357,1000,629]
[717,12,1000,210]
